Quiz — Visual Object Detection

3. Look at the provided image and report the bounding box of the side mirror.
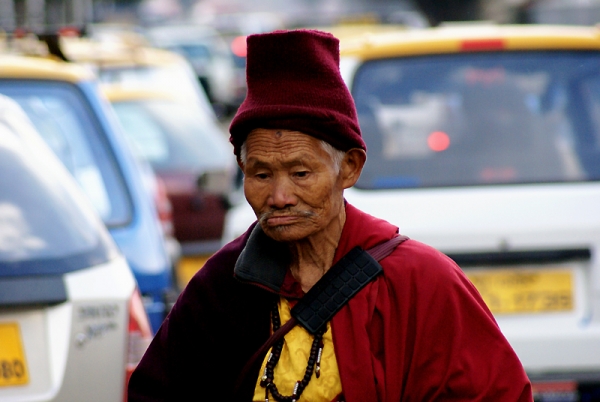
[196,170,231,196]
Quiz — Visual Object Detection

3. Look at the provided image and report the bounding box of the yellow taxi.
[60,35,216,119]
[224,24,600,400]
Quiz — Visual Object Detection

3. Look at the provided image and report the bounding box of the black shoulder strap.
[233,235,409,396]
[292,234,409,334]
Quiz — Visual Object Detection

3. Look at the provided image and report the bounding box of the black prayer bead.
[263,300,328,402]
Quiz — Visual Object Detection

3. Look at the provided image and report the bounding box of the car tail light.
[154,177,174,237]
[124,287,153,401]
[231,35,247,58]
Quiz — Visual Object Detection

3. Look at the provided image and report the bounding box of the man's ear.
[340,148,366,189]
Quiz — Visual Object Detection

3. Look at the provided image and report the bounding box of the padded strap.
[292,234,409,334]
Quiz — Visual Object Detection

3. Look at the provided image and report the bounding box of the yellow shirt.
[253,297,343,401]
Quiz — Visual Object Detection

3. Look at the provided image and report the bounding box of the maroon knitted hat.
[229,29,365,157]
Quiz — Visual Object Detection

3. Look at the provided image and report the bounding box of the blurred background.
[2,0,599,335]
[3,0,600,401]
[7,0,600,49]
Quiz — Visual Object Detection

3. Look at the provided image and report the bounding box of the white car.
[0,94,152,401]
[224,24,600,399]
[145,24,243,115]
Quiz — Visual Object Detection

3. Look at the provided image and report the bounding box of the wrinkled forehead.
[244,128,326,158]
[241,128,349,175]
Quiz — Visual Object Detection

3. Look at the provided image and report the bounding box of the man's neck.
[288,209,346,292]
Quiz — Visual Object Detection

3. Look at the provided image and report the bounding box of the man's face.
[241,129,345,243]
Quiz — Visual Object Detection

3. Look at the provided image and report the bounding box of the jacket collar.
[233,202,399,298]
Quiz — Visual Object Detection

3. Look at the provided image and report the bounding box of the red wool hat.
[229,29,366,157]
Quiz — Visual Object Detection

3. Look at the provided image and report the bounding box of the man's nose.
[268,176,297,209]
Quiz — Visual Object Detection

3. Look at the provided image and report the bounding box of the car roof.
[61,36,188,68]
[0,54,94,82]
[339,23,600,59]
[309,23,412,41]
[101,84,177,102]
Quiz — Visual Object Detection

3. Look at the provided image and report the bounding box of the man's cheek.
[299,188,330,208]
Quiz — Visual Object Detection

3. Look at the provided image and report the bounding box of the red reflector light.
[460,39,506,52]
[532,381,577,393]
[125,288,153,401]
[427,131,450,152]
[13,28,28,38]
[154,176,174,236]
[532,380,578,400]
[57,26,80,37]
[231,35,247,58]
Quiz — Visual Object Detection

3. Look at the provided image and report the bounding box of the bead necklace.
[260,300,326,402]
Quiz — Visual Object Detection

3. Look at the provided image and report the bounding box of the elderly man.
[128,30,532,401]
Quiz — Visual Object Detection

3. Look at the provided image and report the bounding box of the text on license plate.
[465,269,573,314]
[0,323,29,387]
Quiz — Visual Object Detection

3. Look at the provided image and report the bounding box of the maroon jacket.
[128,203,532,401]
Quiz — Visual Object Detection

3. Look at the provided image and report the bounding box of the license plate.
[465,268,573,314]
[176,255,211,288]
[0,323,29,387]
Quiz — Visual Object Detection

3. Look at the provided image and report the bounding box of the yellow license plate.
[466,269,573,314]
[0,323,29,387]
[176,255,211,288]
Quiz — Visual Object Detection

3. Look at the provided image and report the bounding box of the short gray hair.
[239,139,345,173]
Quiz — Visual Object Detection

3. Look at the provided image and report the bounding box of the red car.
[104,86,239,286]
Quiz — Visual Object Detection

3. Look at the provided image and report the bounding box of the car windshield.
[0,80,132,227]
[0,101,117,276]
[111,99,231,172]
[351,51,600,189]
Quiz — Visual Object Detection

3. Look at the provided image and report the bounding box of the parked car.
[144,23,245,116]
[0,94,152,401]
[223,24,600,400]
[0,53,176,333]
[102,84,238,287]
[61,34,217,121]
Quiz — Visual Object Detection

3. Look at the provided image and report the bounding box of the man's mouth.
[259,210,315,227]
[265,215,298,226]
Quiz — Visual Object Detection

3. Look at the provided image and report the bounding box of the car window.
[0,80,133,227]
[351,51,600,189]
[111,99,231,172]
[0,101,117,276]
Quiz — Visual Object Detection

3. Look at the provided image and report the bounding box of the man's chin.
[260,223,310,243]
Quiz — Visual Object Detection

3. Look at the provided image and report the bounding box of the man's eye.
[256,173,269,179]
[294,171,309,178]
